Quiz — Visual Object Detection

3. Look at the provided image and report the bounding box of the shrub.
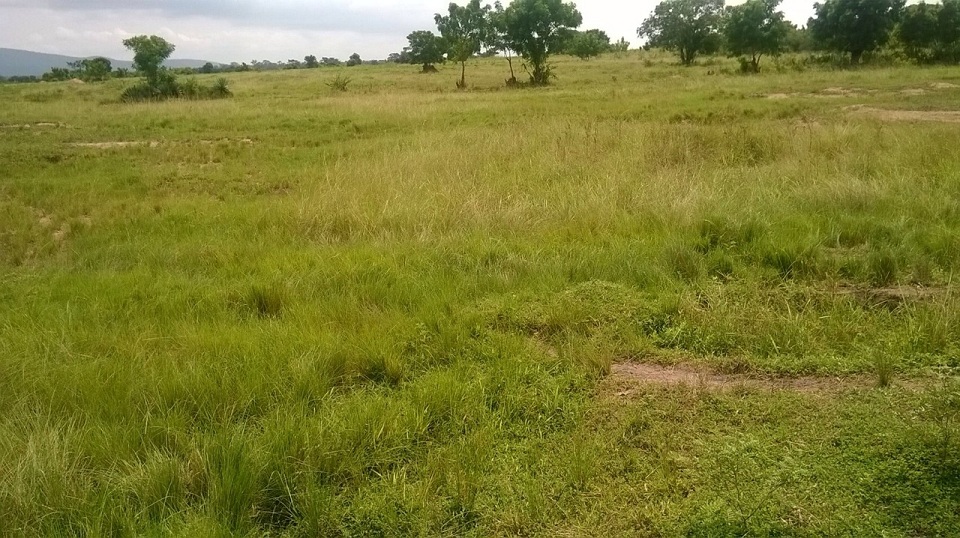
[326,73,352,92]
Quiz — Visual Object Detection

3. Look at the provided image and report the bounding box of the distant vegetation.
[6,0,960,87]
[118,35,231,102]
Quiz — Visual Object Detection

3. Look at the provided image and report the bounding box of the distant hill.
[0,48,215,77]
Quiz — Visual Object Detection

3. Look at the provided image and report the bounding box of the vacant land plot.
[1,53,959,536]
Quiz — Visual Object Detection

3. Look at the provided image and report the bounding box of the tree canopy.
[122,35,175,83]
[435,0,492,87]
[503,0,583,85]
[724,0,790,72]
[638,0,725,66]
[564,29,612,60]
[406,30,447,72]
[808,0,905,64]
[898,0,960,64]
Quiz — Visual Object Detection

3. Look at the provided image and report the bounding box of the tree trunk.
[851,50,863,65]
[458,61,466,89]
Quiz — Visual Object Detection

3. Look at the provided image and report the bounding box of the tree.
[784,24,815,52]
[304,55,320,68]
[346,53,362,66]
[638,0,725,66]
[122,35,176,84]
[612,37,631,54]
[489,1,519,83]
[808,0,904,64]
[898,2,940,63]
[724,0,790,72]
[435,0,492,88]
[898,0,960,64]
[406,30,446,72]
[564,29,611,59]
[503,0,583,85]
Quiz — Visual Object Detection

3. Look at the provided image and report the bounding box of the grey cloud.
[2,0,435,35]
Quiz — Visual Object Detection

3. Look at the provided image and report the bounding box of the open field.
[2,52,960,536]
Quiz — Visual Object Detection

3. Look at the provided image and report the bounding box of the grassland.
[1,52,960,536]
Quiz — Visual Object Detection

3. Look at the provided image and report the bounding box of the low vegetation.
[2,49,959,535]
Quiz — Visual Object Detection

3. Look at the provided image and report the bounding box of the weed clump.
[665,242,703,282]
[121,76,233,102]
[326,73,352,92]
[868,250,899,287]
[234,284,286,319]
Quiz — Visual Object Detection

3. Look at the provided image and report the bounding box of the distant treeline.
[3,0,959,85]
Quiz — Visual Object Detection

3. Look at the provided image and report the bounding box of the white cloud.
[0,0,817,62]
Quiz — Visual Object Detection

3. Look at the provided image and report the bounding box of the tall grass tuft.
[236,284,286,319]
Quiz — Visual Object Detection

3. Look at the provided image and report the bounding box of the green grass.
[1,51,959,535]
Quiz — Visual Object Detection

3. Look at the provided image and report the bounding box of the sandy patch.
[68,138,253,149]
[847,105,960,123]
[834,285,948,308]
[69,141,160,149]
[900,88,927,96]
[931,82,959,90]
[604,362,869,396]
[0,122,67,129]
[818,87,862,97]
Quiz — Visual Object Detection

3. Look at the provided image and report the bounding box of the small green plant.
[326,73,352,92]
[868,249,899,287]
[665,242,703,281]
[874,353,895,388]
[928,367,960,463]
[211,77,232,98]
[237,284,286,318]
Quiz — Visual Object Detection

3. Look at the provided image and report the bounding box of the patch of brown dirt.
[69,141,160,149]
[900,88,927,96]
[69,138,253,149]
[835,285,948,309]
[846,105,960,123]
[818,87,862,97]
[604,362,866,396]
[0,122,67,129]
[931,82,959,90]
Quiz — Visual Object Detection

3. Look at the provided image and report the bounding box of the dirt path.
[603,362,895,397]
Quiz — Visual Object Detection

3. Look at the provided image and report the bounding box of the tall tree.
[489,1,519,83]
[935,0,960,62]
[346,53,362,66]
[898,2,940,63]
[724,0,790,72]
[808,0,904,64]
[564,29,612,60]
[406,30,446,72]
[503,0,583,85]
[435,0,492,88]
[638,0,725,66]
[122,35,176,85]
[304,55,320,68]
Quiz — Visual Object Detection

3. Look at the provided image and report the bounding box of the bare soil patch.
[819,87,862,97]
[931,82,959,90]
[69,141,159,149]
[68,138,254,149]
[1,122,68,129]
[846,105,960,123]
[834,285,948,309]
[604,362,869,396]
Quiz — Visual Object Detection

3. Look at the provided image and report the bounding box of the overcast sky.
[0,0,816,63]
